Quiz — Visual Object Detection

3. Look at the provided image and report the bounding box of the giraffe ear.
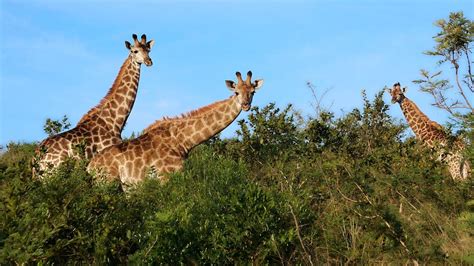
[402,87,407,93]
[147,40,155,49]
[254,79,264,90]
[225,80,236,91]
[125,41,132,50]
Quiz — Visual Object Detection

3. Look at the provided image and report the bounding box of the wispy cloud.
[1,7,98,69]
[4,35,96,71]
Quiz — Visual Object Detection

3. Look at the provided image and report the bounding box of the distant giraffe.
[32,34,155,178]
[388,82,471,180]
[87,71,264,185]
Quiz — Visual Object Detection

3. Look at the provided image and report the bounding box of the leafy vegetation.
[1,90,472,264]
[43,115,71,136]
[414,11,473,122]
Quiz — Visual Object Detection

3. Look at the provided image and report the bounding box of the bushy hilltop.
[1,91,473,264]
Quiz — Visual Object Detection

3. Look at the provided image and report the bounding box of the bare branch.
[454,61,474,111]
[289,204,314,266]
[306,81,333,118]
[465,50,474,89]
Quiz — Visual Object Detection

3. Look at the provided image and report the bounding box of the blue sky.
[1,0,472,146]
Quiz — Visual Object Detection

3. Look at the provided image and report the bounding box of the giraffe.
[388,82,471,181]
[32,34,155,178]
[87,71,264,185]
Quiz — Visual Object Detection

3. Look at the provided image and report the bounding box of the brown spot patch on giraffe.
[134,145,144,154]
[103,139,112,147]
[155,159,164,169]
[109,166,119,178]
[142,141,152,151]
[176,132,185,140]
[133,166,141,179]
[143,152,154,164]
[194,120,204,130]
[113,124,121,132]
[91,119,107,129]
[191,133,202,144]
[211,122,223,131]
[50,142,61,151]
[183,139,193,149]
[134,158,144,171]
[125,161,133,171]
[123,151,132,161]
[110,100,119,109]
[115,94,125,103]
[118,107,128,116]
[183,126,193,136]
[214,112,223,121]
[104,116,113,124]
[202,127,212,137]
[163,156,176,165]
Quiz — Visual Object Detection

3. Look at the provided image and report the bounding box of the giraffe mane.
[405,98,447,135]
[407,99,444,129]
[77,57,132,124]
[143,96,232,134]
[408,100,430,120]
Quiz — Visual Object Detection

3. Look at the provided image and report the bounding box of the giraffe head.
[125,34,154,66]
[387,82,406,104]
[225,71,264,111]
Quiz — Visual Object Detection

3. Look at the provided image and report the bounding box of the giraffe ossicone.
[388,82,471,181]
[87,71,264,186]
[32,34,155,178]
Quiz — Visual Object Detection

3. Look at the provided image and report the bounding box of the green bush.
[0,91,472,264]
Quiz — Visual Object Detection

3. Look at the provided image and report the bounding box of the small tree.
[43,115,71,136]
[414,11,474,121]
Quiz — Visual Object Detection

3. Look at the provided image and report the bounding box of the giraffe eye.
[133,50,138,54]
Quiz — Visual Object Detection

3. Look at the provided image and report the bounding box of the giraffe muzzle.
[144,59,153,66]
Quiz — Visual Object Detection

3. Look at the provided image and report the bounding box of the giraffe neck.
[164,95,241,155]
[143,96,236,133]
[77,56,141,135]
[399,97,446,147]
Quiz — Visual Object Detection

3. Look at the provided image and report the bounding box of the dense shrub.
[1,91,472,264]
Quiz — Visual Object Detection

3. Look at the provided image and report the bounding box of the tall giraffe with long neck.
[88,71,264,185]
[388,82,471,181]
[33,34,155,177]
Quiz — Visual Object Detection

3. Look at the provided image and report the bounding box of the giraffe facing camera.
[387,82,471,181]
[87,71,264,186]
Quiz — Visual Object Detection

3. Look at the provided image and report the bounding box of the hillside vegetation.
[1,91,473,264]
